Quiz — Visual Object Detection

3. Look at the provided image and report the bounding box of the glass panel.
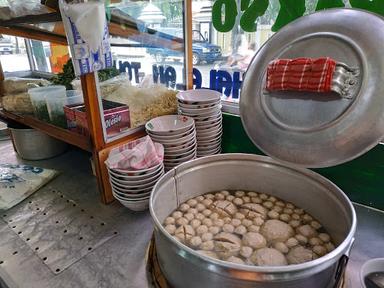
[192,0,277,104]
[28,40,70,74]
[99,0,186,142]
[0,36,30,72]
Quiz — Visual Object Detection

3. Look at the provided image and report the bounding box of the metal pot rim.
[150,153,357,274]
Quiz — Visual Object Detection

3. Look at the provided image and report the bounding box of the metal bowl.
[150,154,356,288]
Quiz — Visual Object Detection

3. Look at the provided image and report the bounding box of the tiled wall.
[222,113,384,210]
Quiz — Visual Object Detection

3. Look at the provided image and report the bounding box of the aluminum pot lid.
[240,8,384,168]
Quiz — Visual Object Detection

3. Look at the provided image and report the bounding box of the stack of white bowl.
[107,162,164,211]
[177,89,222,157]
[146,115,196,171]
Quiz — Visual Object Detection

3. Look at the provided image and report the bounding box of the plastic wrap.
[3,77,51,95]
[2,92,34,114]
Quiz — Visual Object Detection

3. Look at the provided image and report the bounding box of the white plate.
[165,145,196,157]
[179,105,221,115]
[108,163,163,180]
[147,125,195,140]
[111,180,156,193]
[114,195,150,211]
[150,130,196,145]
[178,101,220,109]
[197,147,221,157]
[163,138,196,150]
[164,140,196,153]
[195,117,222,127]
[177,89,221,104]
[109,161,162,176]
[197,134,223,144]
[145,115,194,135]
[164,151,196,164]
[109,167,164,185]
[195,121,222,132]
[197,128,223,139]
[198,136,222,145]
[193,111,222,122]
[162,134,197,148]
[112,189,151,199]
[197,142,221,151]
[110,170,163,189]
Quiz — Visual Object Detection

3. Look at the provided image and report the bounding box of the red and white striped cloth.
[266,57,336,93]
[105,136,164,170]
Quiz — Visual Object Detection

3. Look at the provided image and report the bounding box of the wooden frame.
[0,1,194,204]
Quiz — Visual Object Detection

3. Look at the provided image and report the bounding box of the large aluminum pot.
[150,154,356,288]
[10,128,68,160]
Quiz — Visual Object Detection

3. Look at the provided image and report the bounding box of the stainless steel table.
[0,141,382,288]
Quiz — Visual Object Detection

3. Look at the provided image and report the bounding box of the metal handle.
[333,237,355,288]
[332,63,360,99]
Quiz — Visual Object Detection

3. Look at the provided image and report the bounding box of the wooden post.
[80,73,110,203]
[185,0,193,89]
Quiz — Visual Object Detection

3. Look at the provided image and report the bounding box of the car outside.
[147,28,222,65]
[0,36,13,54]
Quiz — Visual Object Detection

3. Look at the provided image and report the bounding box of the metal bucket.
[150,154,356,288]
[10,128,68,160]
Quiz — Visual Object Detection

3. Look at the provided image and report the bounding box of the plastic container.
[66,90,84,105]
[9,123,68,160]
[46,96,67,128]
[28,86,66,122]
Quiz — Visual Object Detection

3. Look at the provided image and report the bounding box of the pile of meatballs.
[163,190,335,266]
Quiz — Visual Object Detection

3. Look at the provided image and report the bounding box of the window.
[0,36,30,72]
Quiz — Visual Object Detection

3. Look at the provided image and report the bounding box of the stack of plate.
[177,89,222,157]
[146,115,196,171]
[107,162,164,211]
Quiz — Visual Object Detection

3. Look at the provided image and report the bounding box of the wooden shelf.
[0,109,92,152]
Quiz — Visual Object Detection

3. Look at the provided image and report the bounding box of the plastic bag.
[7,0,50,18]
[2,92,34,114]
[3,77,51,95]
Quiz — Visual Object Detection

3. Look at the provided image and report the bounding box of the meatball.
[235,191,245,197]
[295,234,308,245]
[202,209,212,217]
[179,203,190,212]
[263,201,274,209]
[251,248,287,266]
[248,225,260,233]
[213,219,225,227]
[242,219,253,227]
[184,213,194,221]
[202,199,213,207]
[196,203,206,212]
[175,225,195,243]
[242,232,267,249]
[190,219,201,229]
[202,218,213,227]
[268,210,279,219]
[189,236,202,247]
[201,232,213,242]
[251,197,262,204]
[310,221,322,230]
[196,225,209,235]
[209,226,220,235]
[187,199,198,207]
[318,233,331,243]
[286,246,313,264]
[313,245,327,257]
[200,240,215,251]
[231,218,242,227]
[285,237,299,248]
[234,225,247,235]
[253,217,264,226]
[227,256,244,264]
[176,217,189,226]
[172,211,183,219]
[226,195,235,202]
[195,213,205,221]
[279,214,291,223]
[197,250,218,259]
[164,217,175,225]
[296,225,317,239]
[242,196,251,203]
[187,208,198,215]
[223,224,235,233]
[309,237,323,246]
[260,220,294,243]
[233,198,244,206]
[274,242,289,254]
[165,224,176,235]
[240,246,253,258]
